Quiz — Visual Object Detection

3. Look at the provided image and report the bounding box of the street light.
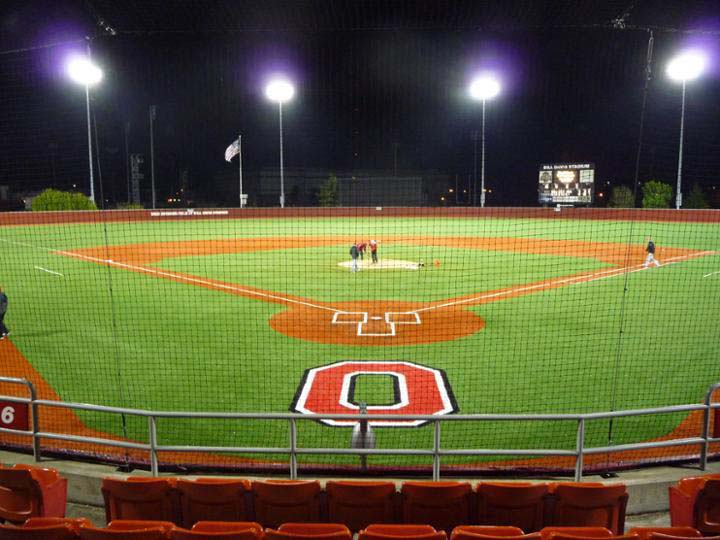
[468,74,501,207]
[265,78,295,208]
[66,56,103,205]
[666,51,706,209]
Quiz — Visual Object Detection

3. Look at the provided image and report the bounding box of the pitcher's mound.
[338,259,425,271]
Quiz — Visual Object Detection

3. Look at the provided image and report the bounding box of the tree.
[32,189,97,211]
[608,185,635,208]
[641,180,673,209]
[683,183,709,209]
[317,175,339,207]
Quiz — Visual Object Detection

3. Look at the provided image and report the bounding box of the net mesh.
[0,5,719,475]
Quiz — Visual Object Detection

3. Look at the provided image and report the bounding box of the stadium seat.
[265,528,351,540]
[107,520,175,533]
[23,517,91,529]
[451,526,526,540]
[358,530,447,540]
[250,480,321,529]
[191,522,263,534]
[278,524,350,535]
[547,535,637,540]
[176,478,251,528]
[364,525,437,535]
[101,477,178,524]
[540,527,613,540]
[0,464,67,523]
[669,477,720,535]
[400,482,472,533]
[627,528,701,540]
[548,484,628,534]
[646,535,720,540]
[0,522,78,539]
[476,482,550,532]
[326,481,397,532]
[77,525,169,539]
[169,527,260,539]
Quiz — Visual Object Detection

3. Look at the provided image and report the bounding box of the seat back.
[0,523,78,540]
[107,520,176,533]
[326,481,397,532]
[694,480,720,534]
[358,531,448,540]
[170,528,260,539]
[265,529,351,540]
[78,526,169,539]
[551,485,628,534]
[628,528,701,540]
[101,478,177,524]
[192,522,263,534]
[477,483,549,532]
[549,535,636,540]
[0,469,42,522]
[364,525,437,535]
[401,482,472,533]
[251,480,321,529]
[176,479,250,529]
[451,526,526,540]
[23,517,91,530]
[540,527,613,540]
[278,524,351,535]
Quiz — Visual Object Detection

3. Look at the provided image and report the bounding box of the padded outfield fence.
[0,207,719,475]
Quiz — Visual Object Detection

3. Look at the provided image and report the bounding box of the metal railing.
[1,376,719,481]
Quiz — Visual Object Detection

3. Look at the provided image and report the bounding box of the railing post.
[574,418,585,482]
[27,380,41,462]
[700,384,717,470]
[148,416,159,477]
[432,420,441,481]
[289,418,298,480]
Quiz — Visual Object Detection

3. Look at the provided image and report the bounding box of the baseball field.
[0,208,719,472]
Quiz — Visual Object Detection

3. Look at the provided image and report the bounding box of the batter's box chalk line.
[331,311,421,337]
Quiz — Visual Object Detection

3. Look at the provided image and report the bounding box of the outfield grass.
[0,215,719,469]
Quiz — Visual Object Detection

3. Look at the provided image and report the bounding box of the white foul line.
[34,266,63,276]
[704,271,720,278]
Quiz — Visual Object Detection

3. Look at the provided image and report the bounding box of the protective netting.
[0,8,719,475]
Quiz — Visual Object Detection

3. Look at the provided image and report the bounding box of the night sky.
[1,1,719,207]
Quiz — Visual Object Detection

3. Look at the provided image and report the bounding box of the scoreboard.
[538,163,595,205]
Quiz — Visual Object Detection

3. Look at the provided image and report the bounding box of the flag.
[225,138,240,162]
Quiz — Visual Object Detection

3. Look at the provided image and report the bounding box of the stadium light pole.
[67,56,103,205]
[666,51,706,210]
[265,79,295,208]
[468,74,501,208]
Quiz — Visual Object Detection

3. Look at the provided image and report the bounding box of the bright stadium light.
[468,74,501,207]
[666,51,707,209]
[66,55,103,205]
[265,78,296,208]
[66,56,103,86]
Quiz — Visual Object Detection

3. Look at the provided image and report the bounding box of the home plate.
[338,259,425,270]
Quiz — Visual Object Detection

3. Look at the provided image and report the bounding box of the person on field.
[0,286,9,339]
[356,241,367,260]
[369,239,378,263]
[349,244,360,273]
[644,237,661,268]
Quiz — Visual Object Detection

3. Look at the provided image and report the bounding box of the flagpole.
[238,134,243,208]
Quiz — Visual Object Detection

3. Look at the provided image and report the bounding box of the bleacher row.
[1,464,720,540]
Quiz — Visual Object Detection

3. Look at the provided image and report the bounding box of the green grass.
[0,216,719,469]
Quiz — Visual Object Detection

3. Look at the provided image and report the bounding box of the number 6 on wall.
[0,401,29,431]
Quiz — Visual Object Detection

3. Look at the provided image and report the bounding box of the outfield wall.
[1,207,719,476]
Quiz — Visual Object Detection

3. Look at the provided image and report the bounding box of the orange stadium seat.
[176,478,251,528]
[107,520,175,533]
[540,527,613,540]
[101,477,178,524]
[326,481,397,532]
[170,526,261,539]
[191,522,263,534]
[0,522,78,540]
[0,464,67,524]
[251,480,321,529]
[364,525,438,536]
[77,525,169,539]
[547,535,636,540]
[548,484,628,534]
[647,535,720,540]
[627,528,701,540]
[476,482,550,532]
[22,517,91,529]
[451,526,526,540]
[359,530,447,540]
[401,482,472,533]
[669,476,720,535]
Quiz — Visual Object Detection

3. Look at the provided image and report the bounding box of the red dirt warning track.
[63,235,708,346]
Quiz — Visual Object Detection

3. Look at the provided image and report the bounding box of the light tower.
[468,74,501,208]
[265,78,295,208]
